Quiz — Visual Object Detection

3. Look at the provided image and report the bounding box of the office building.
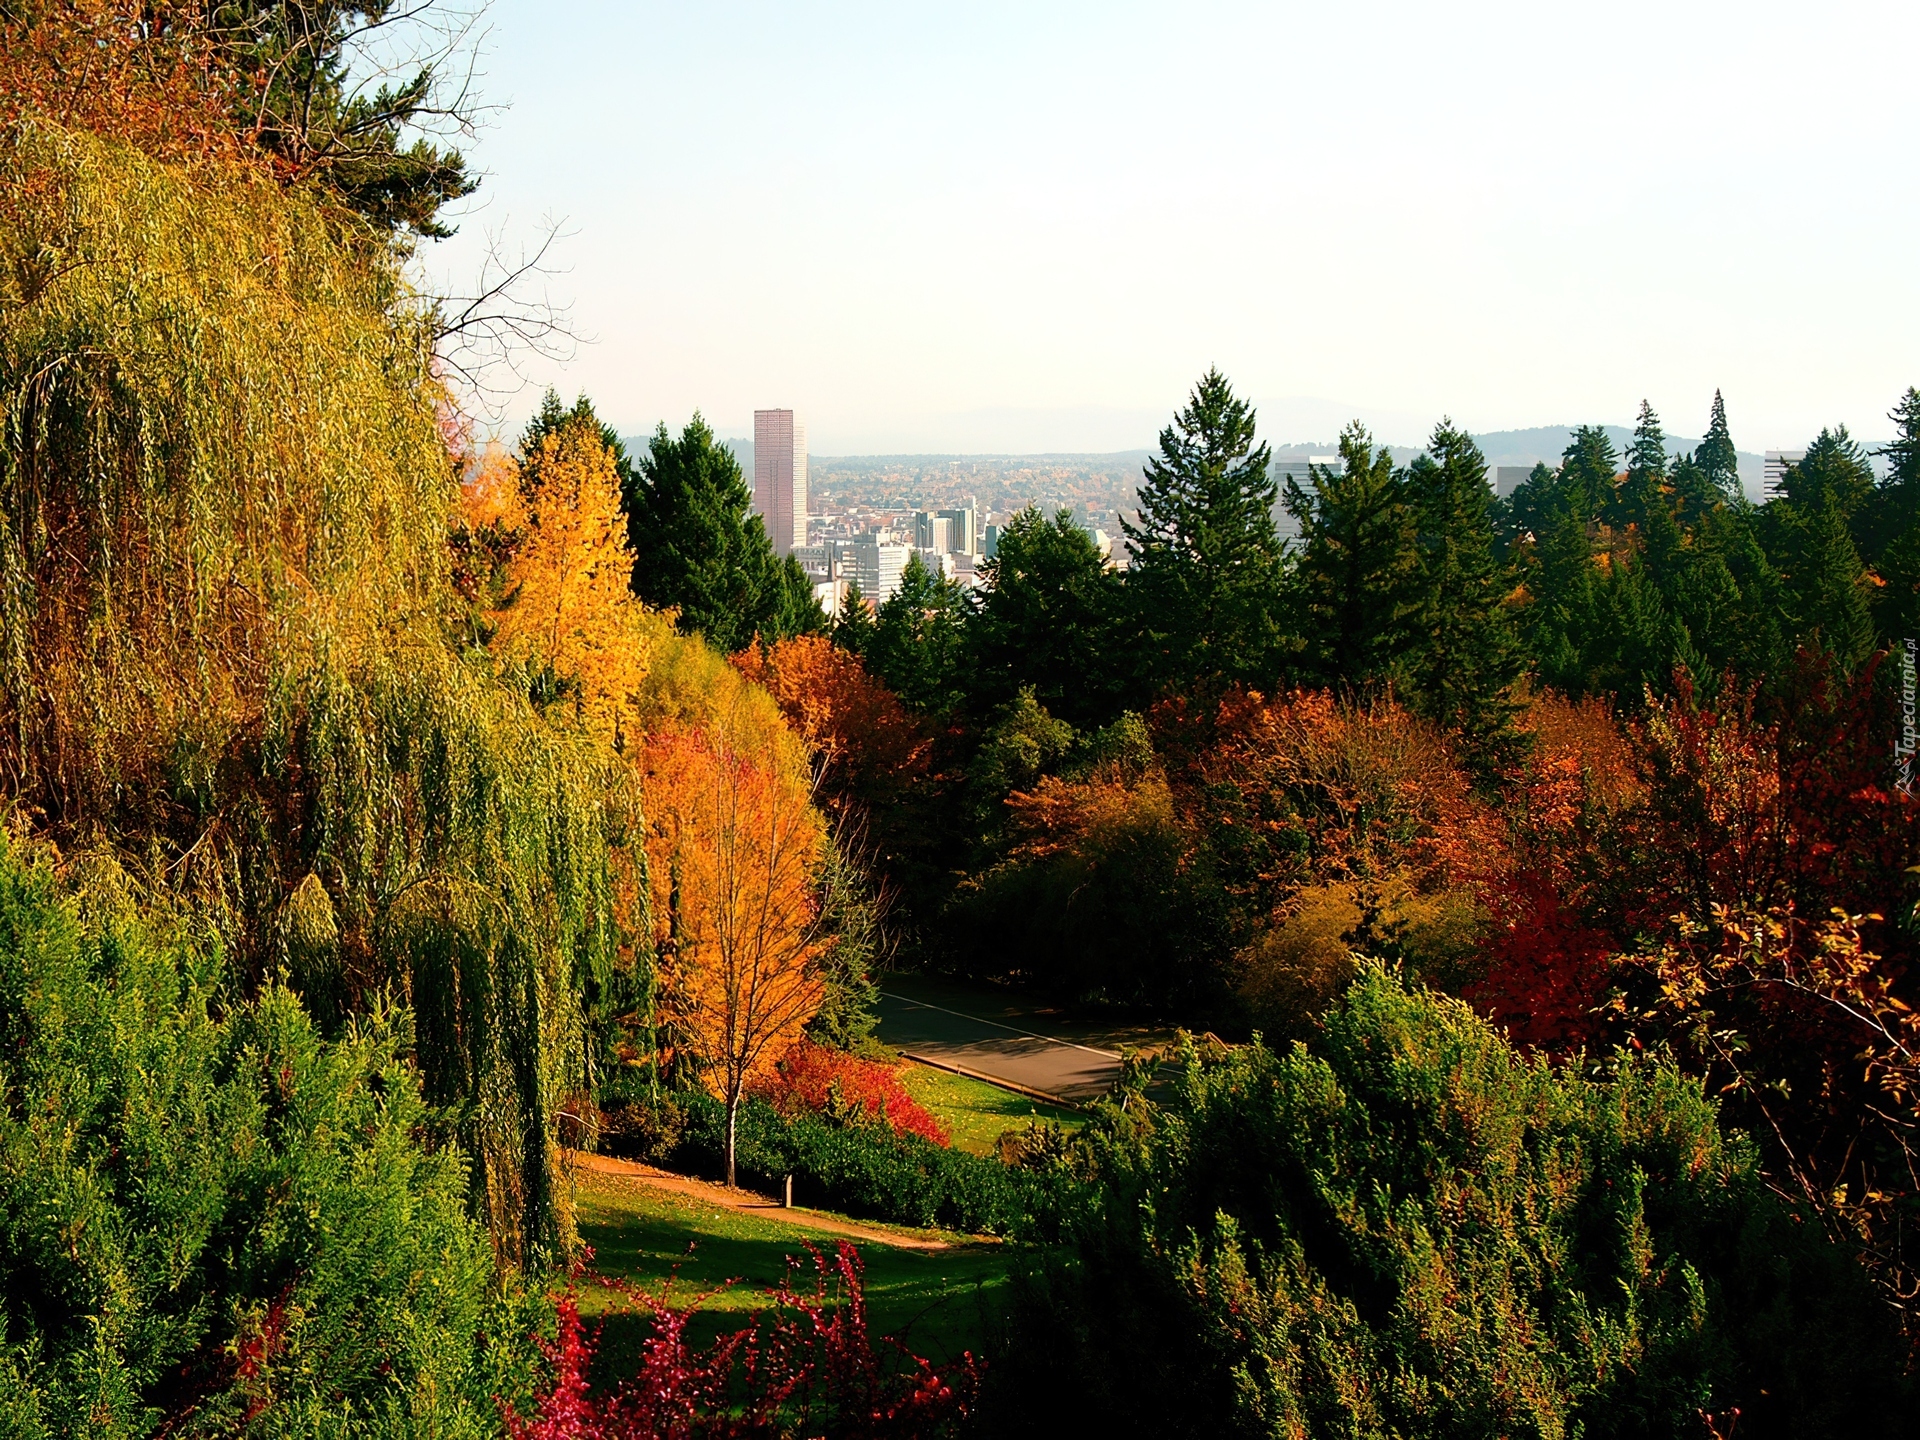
[840,534,911,603]
[914,513,954,553]
[1495,466,1537,498]
[937,505,979,556]
[1272,455,1340,540]
[753,409,807,554]
[1764,450,1805,497]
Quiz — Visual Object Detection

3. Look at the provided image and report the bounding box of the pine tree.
[1785,496,1874,670]
[1613,400,1667,532]
[1586,553,1688,701]
[1693,390,1741,501]
[1866,395,1920,579]
[625,413,824,651]
[1881,388,1920,499]
[1778,427,1877,558]
[832,582,876,656]
[1504,462,1558,550]
[1400,421,1523,767]
[1558,425,1620,526]
[1284,421,1418,690]
[1120,369,1285,694]
[867,554,968,715]
[968,506,1121,726]
[1525,494,1599,693]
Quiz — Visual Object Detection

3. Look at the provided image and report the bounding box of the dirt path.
[567,1150,963,1252]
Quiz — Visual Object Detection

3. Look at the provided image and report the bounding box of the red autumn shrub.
[503,1243,978,1440]
[756,1041,950,1147]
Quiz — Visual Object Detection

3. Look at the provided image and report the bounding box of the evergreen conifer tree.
[1557,425,1620,526]
[1692,389,1742,501]
[1871,390,1920,643]
[832,582,876,656]
[1784,497,1875,670]
[1613,400,1668,532]
[1284,421,1418,689]
[868,554,968,715]
[1120,369,1285,694]
[625,414,824,651]
[1400,421,1522,766]
[968,506,1121,725]
[1501,461,1557,552]
[1525,494,1598,693]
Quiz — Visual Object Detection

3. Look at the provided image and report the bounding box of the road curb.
[900,1051,1088,1110]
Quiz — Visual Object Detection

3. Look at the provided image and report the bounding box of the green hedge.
[627,1090,1076,1238]
[985,965,1911,1440]
[0,837,546,1438]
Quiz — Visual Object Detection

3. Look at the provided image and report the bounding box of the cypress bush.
[988,965,1911,1439]
[0,833,547,1437]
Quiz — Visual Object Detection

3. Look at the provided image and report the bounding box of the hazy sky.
[423,1,1919,454]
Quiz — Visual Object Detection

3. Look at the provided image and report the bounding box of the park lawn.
[572,1171,1011,1384]
[898,1061,1084,1156]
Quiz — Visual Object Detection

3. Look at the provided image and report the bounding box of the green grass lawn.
[573,1172,1012,1384]
[898,1061,1084,1155]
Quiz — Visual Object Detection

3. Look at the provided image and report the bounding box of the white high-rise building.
[753,409,807,554]
[1764,450,1806,497]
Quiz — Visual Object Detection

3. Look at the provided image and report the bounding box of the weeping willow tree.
[0,116,646,1268]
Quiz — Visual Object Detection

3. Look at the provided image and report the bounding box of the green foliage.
[1284,421,1418,690]
[804,844,886,1053]
[1400,420,1524,769]
[0,834,546,1436]
[624,412,823,652]
[650,1090,1071,1237]
[963,688,1077,835]
[208,0,478,240]
[967,506,1122,726]
[0,117,643,1265]
[867,553,969,715]
[832,580,877,655]
[991,967,1906,1439]
[1122,369,1286,696]
[1698,390,1741,491]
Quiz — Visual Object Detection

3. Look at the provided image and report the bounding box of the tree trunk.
[725,1084,739,1189]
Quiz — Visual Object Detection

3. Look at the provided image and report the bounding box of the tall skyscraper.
[753,409,807,553]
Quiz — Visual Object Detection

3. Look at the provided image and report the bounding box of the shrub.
[504,1243,978,1439]
[756,1040,949,1146]
[0,835,546,1437]
[987,965,1910,1440]
[660,1091,1069,1237]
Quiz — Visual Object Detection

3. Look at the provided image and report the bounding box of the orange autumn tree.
[732,633,931,817]
[641,710,831,1186]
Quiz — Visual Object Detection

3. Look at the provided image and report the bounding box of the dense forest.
[2,4,1919,1438]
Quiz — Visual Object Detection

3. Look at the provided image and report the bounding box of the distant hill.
[1466,426,1768,501]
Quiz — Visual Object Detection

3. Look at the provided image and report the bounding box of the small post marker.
[784,1174,794,1208]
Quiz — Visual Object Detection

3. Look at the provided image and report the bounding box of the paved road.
[876,989,1123,1103]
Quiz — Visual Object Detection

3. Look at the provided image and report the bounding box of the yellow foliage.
[1239,872,1489,1035]
[485,424,656,747]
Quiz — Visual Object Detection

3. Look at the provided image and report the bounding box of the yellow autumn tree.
[641,709,831,1186]
[483,422,655,746]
